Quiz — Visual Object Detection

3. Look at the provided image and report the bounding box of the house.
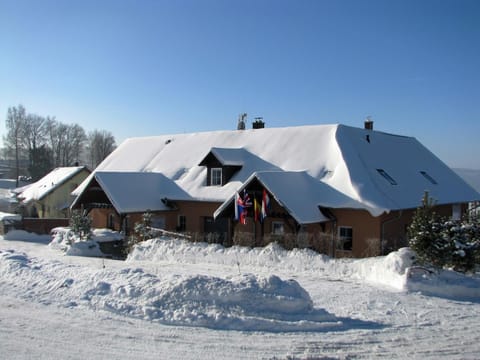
[17,166,91,218]
[71,122,480,257]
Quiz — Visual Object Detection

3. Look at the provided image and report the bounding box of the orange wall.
[88,198,469,258]
[89,201,222,234]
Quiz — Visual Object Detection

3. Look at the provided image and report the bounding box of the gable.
[215,171,367,224]
[83,171,193,214]
[19,167,90,203]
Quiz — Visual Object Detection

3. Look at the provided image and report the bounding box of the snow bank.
[3,229,51,243]
[345,247,415,290]
[407,268,480,302]
[49,227,123,257]
[128,238,331,272]
[0,248,342,332]
[129,238,480,301]
[0,211,21,222]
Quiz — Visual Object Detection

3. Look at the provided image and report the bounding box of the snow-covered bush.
[408,192,480,273]
[125,212,161,254]
[69,209,92,241]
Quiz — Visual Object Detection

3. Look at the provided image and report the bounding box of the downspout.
[380,210,403,255]
[331,218,337,258]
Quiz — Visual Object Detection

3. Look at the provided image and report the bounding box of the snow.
[0,211,22,222]
[73,124,480,222]
[1,232,480,359]
[215,171,367,223]
[87,171,192,213]
[49,227,123,256]
[17,166,86,202]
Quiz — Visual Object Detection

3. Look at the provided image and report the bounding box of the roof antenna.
[237,113,247,130]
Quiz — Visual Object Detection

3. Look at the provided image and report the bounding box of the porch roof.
[76,171,192,214]
[214,171,366,224]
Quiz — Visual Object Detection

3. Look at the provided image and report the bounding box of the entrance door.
[203,217,228,244]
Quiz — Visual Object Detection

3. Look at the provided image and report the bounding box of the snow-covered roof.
[85,171,192,213]
[73,124,480,217]
[199,147,249,166]
[215,171,368,224]
[18,167,89,203]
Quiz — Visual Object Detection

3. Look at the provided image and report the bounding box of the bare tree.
[4,105,115,180]
[23,113,51,180]
[62,124,86,166]
[23,113,47,152]
[45,119,85,167]
[45,117,61,167]
[4,105,27,186]
[86,130,116,168]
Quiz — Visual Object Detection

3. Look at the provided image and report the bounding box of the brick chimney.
[364,117,373,130]
[252,117,265,129]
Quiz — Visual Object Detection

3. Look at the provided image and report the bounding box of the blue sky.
[1,0,479,169]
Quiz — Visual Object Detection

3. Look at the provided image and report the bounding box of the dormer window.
[211,168,223,186]
[199,147,246,186]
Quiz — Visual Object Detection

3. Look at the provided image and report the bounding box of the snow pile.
[129,238,480,300]
[0,248,342,332]
[0,211,22,222]
[49,227,122,257]
[3,229,51,243]
[406,268,480,302]
[346,247,415,290]
[128,238,331,272]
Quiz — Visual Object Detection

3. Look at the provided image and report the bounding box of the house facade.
[71,122,479,257]
[18,166,91,218]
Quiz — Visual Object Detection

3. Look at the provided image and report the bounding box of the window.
[107,213,115,230]
[177,215,186,232]
[420,171,438,185]
[210,168,222,186]
[337,226,353,251]
[452,204,461,221]
[151,216,166,230]
[377,169,397,185]
[272,221,284,235]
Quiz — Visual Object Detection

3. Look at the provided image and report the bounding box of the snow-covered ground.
[1,232,480,359]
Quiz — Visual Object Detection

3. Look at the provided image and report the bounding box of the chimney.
[364,116,373,130]
[252,117,265,129]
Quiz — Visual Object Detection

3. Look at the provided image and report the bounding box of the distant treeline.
[2,104,116,184]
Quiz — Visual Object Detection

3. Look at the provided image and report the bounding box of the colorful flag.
[234,192,240,221]
[243,189,252,207]
[235,192,247,225]
[254,197,260,222]
[261,189,270,221]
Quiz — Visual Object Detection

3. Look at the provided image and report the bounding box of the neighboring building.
[17,166,91,218]
[71,122,480,257]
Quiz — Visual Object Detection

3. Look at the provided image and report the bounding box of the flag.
[254,197,260,222]
[243,189,252,207]
[261,189,270,221]
[235,192,247,225]
[234,192,240,221]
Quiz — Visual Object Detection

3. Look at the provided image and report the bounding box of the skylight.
[420,171,438,185]
[376,169,397,185]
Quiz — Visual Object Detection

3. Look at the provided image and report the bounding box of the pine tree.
[124,212,158,255]
[408,192,480,272]
[408,192,442,267]
[69,209,92,241]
